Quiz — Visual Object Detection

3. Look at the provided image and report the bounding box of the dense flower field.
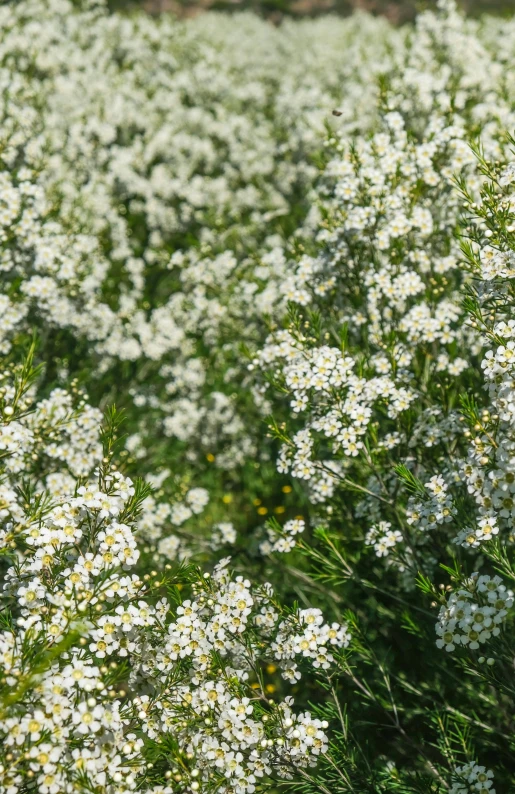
[3,0,515,792]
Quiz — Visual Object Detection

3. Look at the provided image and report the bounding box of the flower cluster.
[272,607,351,682]
[0,406,340,794]
[365,521,403,558]
[255,337,416,488]
[406,475,456,533]
[260,518,306,555]
[435,574,513,652]
[0,364,101,533]
[450,762,496,794]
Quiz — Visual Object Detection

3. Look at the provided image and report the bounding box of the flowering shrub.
[0,397,348,794]
[3,0,515,792]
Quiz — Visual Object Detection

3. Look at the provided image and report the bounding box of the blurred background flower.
[108,0,515,23]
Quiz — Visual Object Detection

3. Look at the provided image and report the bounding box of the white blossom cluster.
[0,0,399,494]
[406,475,456,534]
[131,560,341,791]
[436,574,513,653]
[255,337,416,483]
[210,522,237,550]
[0,0,392,337]
[0,366,102,535]
[248,2,514,530]
[450,762,496,794]
[0,402,346,794]
[402,157,515,563]
[454,322,515,549]
[365,521,403,558]
[271,607,351,683]
[260,518,306,555]
[137,483,211,560]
